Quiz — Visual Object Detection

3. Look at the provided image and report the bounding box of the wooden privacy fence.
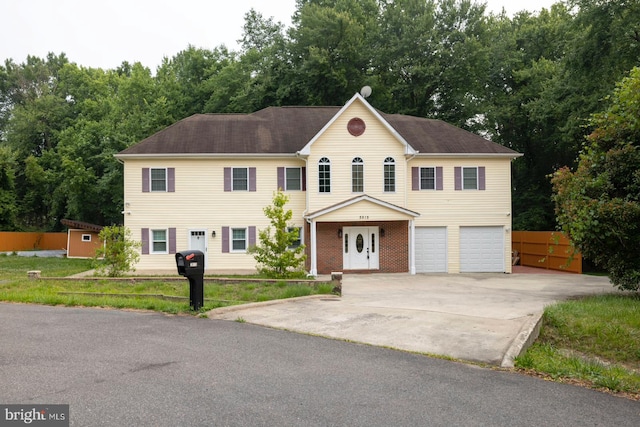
[512,231,582,274]
[0,232,68,252]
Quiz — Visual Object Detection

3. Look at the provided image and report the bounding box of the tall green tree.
[483,4,576,230]
[286,0,379,105]
[552,67,640,291]
[0,146,17,230]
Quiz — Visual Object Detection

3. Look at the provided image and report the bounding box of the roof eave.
[114,153,302,160]
[411,152,523,159]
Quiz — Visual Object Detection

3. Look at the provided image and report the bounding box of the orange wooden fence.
[512,231,582,274]
[0,232,68,252]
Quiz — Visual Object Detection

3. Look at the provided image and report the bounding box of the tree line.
[0,0,638,232]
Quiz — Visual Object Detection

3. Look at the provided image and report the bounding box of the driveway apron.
[207,272,614,366]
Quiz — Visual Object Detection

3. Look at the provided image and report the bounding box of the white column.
[310,220,318,276]
[409,220,416,275]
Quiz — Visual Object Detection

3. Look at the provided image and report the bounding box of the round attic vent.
[347,118,366,137]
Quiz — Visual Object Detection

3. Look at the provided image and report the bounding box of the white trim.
[383,157,396,193]
[150,167,168,192]
[298,93,417,156]
[305,194,420,220]
[284,167,302,191]
[409,221,416,275]
[351,156,364,193]
[462,166,479,190]
[150,228,169,254]
[230,227,248,253]
[309,220,317,276]
[318,157,331,194]
[412,152,523,159]
[188,229,208,269]
[231,167,249,191]
[116,153,301,160]
[419,166,437,190]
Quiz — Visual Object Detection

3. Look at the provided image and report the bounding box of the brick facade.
[305,221,409,274]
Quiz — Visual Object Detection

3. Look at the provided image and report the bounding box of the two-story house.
[115,93,521,275]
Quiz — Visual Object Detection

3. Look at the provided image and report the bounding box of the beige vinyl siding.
[317,200,416,222]
[124,158,306,272]
[307,102,408,213]
[407,157,513,273]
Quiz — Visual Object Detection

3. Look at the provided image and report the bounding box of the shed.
[61,219,104,259]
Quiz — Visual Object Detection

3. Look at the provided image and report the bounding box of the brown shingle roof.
[117,106,519,157]
[61,219,103,232]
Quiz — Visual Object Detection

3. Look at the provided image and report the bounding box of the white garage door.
[460,226,505,273]
[415,227,447,273]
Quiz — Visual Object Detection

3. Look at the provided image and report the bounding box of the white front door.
[189,229,208,268]
[343,227,379,270]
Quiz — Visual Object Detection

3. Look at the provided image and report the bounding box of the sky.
[1,0,560,71]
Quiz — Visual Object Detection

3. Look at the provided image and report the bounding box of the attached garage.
[459,226,505,272]
[415,227,447,273]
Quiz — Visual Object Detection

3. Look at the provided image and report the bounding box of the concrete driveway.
[208,271,615,366]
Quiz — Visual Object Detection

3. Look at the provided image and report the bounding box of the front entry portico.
[343,227,379,270]
[305,195,420,276]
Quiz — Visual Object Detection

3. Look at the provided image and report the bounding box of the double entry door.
[343,227,379,270]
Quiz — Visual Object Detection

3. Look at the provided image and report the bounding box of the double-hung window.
[463,167,478,190]
[352,157,364,193]
[285,168,302,191]
[318,157,331,193]
[231,228,247,252]
[232,168,249,191]
[384,157,395,192]
[150,168,167,192]
[151,229,168,254]
[420,167,436,190]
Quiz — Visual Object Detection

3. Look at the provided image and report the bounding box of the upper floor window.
[352,157,364,193]
[142,168,174,193]
[286,167,302,191]
[384,157,395,192]
[420,167,436,190]
[232,167,249,191]
[454,166,485,190]
[463,167,478,190]
[150,168,167,192]
[318,157,331,193]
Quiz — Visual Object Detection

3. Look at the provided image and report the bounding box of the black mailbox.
[175,250,205,310]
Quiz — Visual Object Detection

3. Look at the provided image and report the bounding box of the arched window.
[318,157,331,193]
[352,157,364,193]
[384,157,395,192]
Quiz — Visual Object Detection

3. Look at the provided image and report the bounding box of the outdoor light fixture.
[380,228,385,238]
[212,230,216,238]
[338,229,342,238]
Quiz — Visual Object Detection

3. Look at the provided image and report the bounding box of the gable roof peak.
[298,92,417,156]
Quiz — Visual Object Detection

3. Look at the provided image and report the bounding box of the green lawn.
[515,293,640,397]
[0,254,333,314]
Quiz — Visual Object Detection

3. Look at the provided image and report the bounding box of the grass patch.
[0,256,333,314]
[515,293,640,396]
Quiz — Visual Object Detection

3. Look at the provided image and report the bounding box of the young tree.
[93,226,141,277]
[249,191,307,278]
[551,67,640,291]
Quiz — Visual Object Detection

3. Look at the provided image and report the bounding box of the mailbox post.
[175,250,205,310]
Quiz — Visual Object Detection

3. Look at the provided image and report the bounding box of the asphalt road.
[0,303,638,426]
